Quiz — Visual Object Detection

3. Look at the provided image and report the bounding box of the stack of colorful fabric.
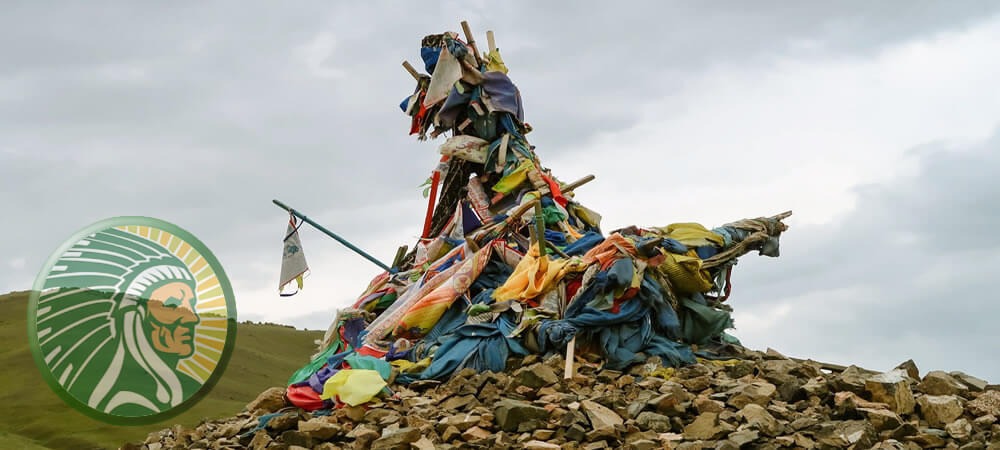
[285,26,791,411]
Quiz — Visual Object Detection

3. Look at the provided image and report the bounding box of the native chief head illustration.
[30,220,235,422]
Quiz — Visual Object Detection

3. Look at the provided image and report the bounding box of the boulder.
[246,387,287,415]
[917,395,964,428]
[918,371,969,396]
[494,398,550,432]
[865,369,916,415]
[581,399,624,430]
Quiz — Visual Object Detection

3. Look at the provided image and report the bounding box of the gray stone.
[801,376,829,398]
[833,365,879,394]
[727,381,777,409]
[951,371,989,392]
[905,428,949,448]
[581,399,624,430]
[512,363,560,389]
[279,430,311,448]
[682,412,733,440]
[494,398,550,432]
[371,427,421,450]
[524,440,561,450]
[917,395,964,428]
[728,429,759,446]
[635,411,672,433]
[866,369,916,415]
[814,420,878,448]
[738,404,783,437]
[297,418,342,441]
[859,407,903,432]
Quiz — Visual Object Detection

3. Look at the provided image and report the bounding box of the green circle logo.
[27,217,237,425]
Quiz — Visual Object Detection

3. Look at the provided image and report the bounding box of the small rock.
[512,363,560,389]
[441,425,461,442]
[346,424,380,448]
[461,426,492,441]
[693,396,725,414]
[968,390,1000,417]
[859,407,903,432]
[682,412,733,440]
[524,440,561,450]
[248,430,271,450]
[627,439,658,450]
[728,429,759,446]
[635,411,672,433]
[727,381,777,408]
[738,404,783,437]
[946,418,973,440]
[950,372,989,392]
[895,359,921,380]
[833,365,878,394]
[266,412,301,432]
[865,369,916,415]
[917,395,964,428]
[494,398,550,433]
[905,428,948,448]
[280,430,311,448]
[814,420,878,448]
[246,387,287,415]
[371,427,420,450]
[298,418,341,441]
[919,371,969,396]
[581,399,624,430]
[972,414,996,430]
[412,437,435,450]
[801,377,829,398]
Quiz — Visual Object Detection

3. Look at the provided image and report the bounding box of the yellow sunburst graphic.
[116,225,231,384]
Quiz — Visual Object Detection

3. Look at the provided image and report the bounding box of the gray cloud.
[731,128,1000,381]
[3,2,1000,380]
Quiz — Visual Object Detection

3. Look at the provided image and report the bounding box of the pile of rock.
[127,350,999,449]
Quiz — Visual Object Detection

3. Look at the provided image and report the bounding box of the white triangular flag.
[279,215,309,296]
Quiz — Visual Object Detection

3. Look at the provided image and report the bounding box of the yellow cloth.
[491,160,534,194]
[493,243,584,302]
[319,369,387,406]
[656,223,725,248]
[658,249,714,294]
[485,49,509,74]
[391,358,431,374]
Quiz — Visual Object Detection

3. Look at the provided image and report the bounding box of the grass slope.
[0,291,324,450]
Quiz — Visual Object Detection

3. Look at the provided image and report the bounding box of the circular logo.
[27,217,237,425]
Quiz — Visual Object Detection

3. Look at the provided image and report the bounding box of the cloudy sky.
[3,2,1000,381]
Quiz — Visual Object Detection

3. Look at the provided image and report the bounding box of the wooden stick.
[545,239,569,258]
[460,20,484,67]
[402,61,420,81]
[562,174,595,193]
[391,245,408,269]
[564,336,576,379]
[486,30,496,53]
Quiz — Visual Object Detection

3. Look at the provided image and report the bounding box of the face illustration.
[145,281,200,358]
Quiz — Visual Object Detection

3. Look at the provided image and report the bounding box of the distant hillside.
[0,290,324,450]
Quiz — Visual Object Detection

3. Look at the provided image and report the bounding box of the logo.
[27,217,237,425]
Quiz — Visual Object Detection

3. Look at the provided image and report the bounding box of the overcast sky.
[3,2,1000,382]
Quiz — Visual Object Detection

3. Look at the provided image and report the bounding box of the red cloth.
[286,384,326,411]
[542,174,568,207]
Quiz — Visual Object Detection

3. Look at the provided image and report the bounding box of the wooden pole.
[402,61,421,81]
[460,20,484,67]
[564,336,576,379]
[272,199,392,272]
[562,174,596,193]
[486,30,496,53]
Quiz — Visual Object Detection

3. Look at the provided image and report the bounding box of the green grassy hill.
[0,291,325,450]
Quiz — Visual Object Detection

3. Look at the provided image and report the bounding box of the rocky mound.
[127,349,998,450]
